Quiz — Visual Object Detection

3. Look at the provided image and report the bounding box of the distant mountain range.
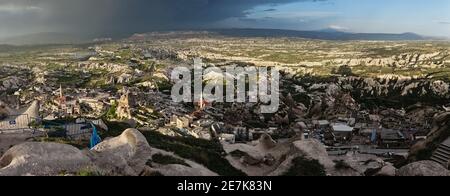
[0,28,445,46]
[209,28,440,41]
[0,32,92,46]
[0,44,20,53]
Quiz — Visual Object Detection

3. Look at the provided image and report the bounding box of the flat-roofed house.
[332,123,354,141]
[379,129,407,148]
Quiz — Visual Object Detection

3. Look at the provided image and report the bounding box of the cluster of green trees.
[331,65,353,76]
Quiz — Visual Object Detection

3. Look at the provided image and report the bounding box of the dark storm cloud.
[0,0,324,37]
[264,9,277,12]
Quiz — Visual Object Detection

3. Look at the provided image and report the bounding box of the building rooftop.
[318,120,330,126]
[332,124,354,132]
[380,129,405,140]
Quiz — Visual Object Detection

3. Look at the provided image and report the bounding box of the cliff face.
[409,112,450,162]
[340,76,450,107]
[289,74,450,110]
[341,76,449,97]
[331,51,448,68]
[22,101,40,120]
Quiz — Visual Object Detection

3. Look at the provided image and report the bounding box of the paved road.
[328,145,409,156]
[360,148,409,156]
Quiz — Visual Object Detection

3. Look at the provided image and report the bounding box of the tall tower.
[59,84,63,99]
[196,91,208,111]
[58,84,66,110]
[198,91,204,110]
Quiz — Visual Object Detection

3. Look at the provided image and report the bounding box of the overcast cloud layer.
[0,0,319,38]
[1,0,449,39]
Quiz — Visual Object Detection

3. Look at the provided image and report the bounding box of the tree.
[331,67,337,74]
[106,101,118,119]
[336,65,353,76]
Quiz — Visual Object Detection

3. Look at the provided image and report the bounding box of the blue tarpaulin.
[371,130,377,143]
[90,123,102,149]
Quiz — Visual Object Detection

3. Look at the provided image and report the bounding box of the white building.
[332,123,354,141]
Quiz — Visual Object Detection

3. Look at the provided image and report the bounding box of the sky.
[0,0,449,39]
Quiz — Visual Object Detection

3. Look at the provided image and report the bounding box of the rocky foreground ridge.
[1,128,448,176]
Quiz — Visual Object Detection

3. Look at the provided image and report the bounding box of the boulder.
[267,155,296,176]
[240,154,263,166]
[0,142,93,176]
[375,163,397,176]
[433,112,450,125]
[89,128,152,176]
[397,161,450,176]
[225,143,265,166]
[1,129,217,176]
[292,139,334,168]
[257,134,277,150]
[222,134,293,176]
[147,148,218,176]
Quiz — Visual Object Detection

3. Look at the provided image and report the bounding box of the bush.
[33,137,88,150]
[283,156,326,176]
[100,120,132,138]
[336,65,354,76]
[47,127,67,138]
[156,80,173,93]
[105,101,118,120]
[76,168,104,176]
[414,148,434,161]
[29,120,43,129]
[142,171,164,176]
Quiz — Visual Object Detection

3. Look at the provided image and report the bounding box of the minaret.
[198,91,204,110]
[59,84,63,100]
[58,84,66,109]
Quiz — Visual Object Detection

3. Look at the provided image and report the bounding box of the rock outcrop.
[409,112,450,162]
[292,139,334,169]
[397,160,450,176]
[88,128,152,176]
[0,142,94,176]
[330,52,446,68]
[22,100,40,120]
[0,76,23,91]
[3,128,448,176]
[376,163,397,176]
[0,129,214,176]
[223,136,340,176]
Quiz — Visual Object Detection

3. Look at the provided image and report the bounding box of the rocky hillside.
[287,74,450,109]
[0,129,218,176]
[1,128,448,176]
[409,112,450,162]
[330,51,448,68]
